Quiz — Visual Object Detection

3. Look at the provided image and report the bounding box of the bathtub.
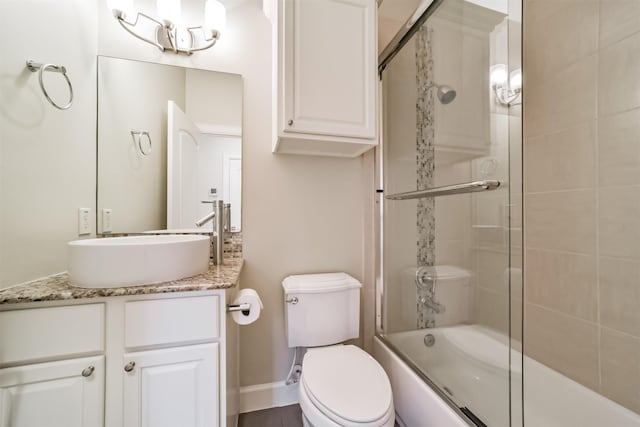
[374,325,640,427]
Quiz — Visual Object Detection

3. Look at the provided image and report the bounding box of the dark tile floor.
[238,404,303,427]
[238,405,401,427]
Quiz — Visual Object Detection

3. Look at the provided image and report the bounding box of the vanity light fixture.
[490,64,522,106]
[106,0,226,55]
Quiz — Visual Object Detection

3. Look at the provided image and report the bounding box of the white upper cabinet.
[272,0,378,157]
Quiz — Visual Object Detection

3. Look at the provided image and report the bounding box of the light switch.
[102,208,113,233]
[78,208,91,235]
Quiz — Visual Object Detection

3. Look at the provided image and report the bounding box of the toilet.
[283,273,395,427]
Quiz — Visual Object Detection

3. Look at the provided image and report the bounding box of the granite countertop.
[0,257,243,305]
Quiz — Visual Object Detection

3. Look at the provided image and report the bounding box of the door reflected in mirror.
[97,56,242,235]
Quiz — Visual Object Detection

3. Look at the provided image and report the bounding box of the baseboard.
[239,381,299,413]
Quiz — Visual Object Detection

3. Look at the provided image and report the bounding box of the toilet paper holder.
[226,303,251,315]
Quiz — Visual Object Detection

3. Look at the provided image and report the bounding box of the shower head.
[436,85,457,104]
[423,83,457,104]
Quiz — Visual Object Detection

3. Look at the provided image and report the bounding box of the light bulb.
[509,68,522,91]
[205,0,226,35]
[490,64,508,88]
[106,0,133,18]
[157,0,181,25]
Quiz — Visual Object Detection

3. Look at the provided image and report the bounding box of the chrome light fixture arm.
[184,27,220,54]
[492,84,521,106]
[113,10,166,52]
[110,7,222,55]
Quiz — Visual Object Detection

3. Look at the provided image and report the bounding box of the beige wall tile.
[599,32,640,116]
[541,0,599,76]
[476,249,511,294]
[524,304,600,390]
[476,249,522,298]
[435,240,471,270]
[435,194,471,242]
[525,190,596,254]
[525,122,596,193]
[599,256,640,337]
[598,108,640,187]
[525,56,597,137]
[599,185,640,259]
[600,328,640,414]
[526,249,597,321]
[547,55,597,133]
[522,82,546,138]
[600,0,640,48]
[474,286,510,334]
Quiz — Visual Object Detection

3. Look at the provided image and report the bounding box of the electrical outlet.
[102,208,113,233]
[78,208,91,235]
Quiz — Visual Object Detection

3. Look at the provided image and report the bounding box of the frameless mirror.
[97,56,242,235]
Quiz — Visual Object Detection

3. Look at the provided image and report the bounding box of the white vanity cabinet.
[0,356,105,427]
[115,295,224,427]
[122,344,219,427]
[271,0,378,157]
[0,304,106,427]
[0,290,237,427]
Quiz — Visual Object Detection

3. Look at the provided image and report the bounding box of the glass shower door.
[378,0,522,425]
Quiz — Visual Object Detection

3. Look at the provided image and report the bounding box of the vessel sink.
[68,235,210,288]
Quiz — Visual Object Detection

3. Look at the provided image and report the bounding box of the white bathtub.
[375,325,640,427]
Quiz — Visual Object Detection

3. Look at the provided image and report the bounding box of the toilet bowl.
[298,345,395,427]
[283,273,395,427]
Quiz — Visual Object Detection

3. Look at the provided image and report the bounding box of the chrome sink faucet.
[196,200,224,265]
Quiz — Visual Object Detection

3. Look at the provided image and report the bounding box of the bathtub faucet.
[420,296,446,314]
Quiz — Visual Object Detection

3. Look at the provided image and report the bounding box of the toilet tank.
[282,273,362,348]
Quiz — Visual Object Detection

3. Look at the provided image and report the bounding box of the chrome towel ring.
[130,129,152,156]
[26,60,74,110]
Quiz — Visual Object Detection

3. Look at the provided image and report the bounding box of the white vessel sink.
[68,235,210,288]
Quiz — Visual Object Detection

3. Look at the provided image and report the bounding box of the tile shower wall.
[524,0,640,414]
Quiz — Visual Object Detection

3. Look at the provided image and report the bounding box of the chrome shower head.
[436,85,457,104]
[422,83,457,104]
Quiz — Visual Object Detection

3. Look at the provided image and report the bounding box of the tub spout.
[420,297,446,314]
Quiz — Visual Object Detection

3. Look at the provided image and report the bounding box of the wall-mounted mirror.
[97,56,242,235]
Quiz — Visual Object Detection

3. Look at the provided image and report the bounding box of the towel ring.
[131,130,152,156]
[26,60,74,110]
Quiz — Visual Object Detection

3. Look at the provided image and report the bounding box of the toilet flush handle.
[286,296,299,305]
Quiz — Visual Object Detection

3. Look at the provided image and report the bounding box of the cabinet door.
[123,344,218,427]
[283,0,376,139]
[0,356,104,427]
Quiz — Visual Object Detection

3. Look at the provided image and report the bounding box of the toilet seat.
[299,345,394,427]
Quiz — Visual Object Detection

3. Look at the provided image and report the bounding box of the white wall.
[97,57,186,232]
[186,68,242,130]
[0,0,98,288]
[98,0,371,386]
[196,134,242,219]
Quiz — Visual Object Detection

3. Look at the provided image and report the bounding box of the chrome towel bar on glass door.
[385,180,501,200]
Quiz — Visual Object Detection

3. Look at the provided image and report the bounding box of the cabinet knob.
[288,119,293,126]
[124,361,136,372]
[81,366,95,377]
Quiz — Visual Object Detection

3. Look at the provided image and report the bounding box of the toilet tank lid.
[282,272,362,294]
